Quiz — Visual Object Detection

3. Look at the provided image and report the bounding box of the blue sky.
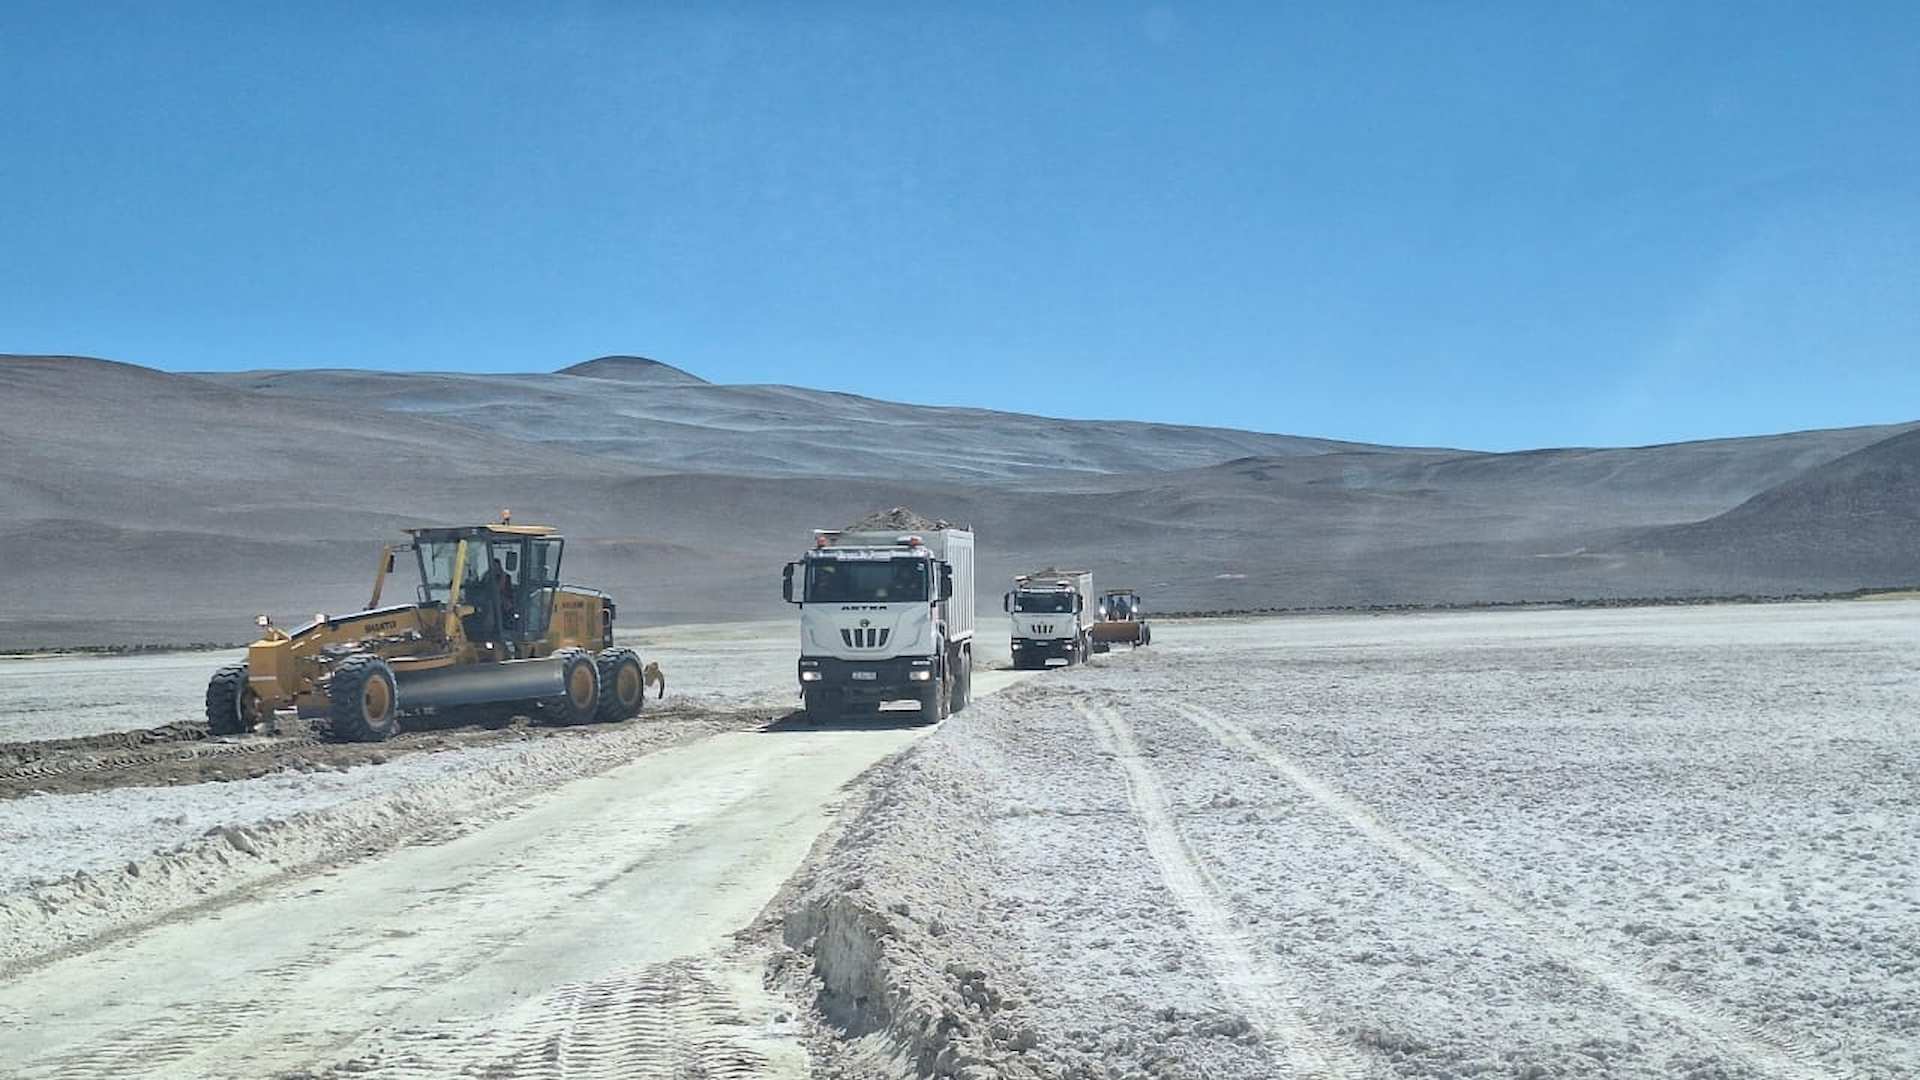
[3,3,1916,450]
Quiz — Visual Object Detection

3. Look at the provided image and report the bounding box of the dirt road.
[0,660,1033,1078]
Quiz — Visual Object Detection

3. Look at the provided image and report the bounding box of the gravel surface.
[783,601,1920,1080]
[0,621,802,968]
[0,738,548,892]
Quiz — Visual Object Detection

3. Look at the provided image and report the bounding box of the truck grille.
[1031,623,1056,635]
[841,627,891,649]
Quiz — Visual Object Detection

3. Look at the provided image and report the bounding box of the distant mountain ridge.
[0,351,1916,646]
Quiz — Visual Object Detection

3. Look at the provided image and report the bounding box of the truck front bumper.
[1012,637,1078,662]
[798,656,936,702]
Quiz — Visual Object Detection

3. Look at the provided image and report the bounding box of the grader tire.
[329,655,401,742]
[205,663,254,736]
[594,648,646,722]
[541,647,601,726]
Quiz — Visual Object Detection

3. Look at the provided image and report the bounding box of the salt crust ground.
[0,624,790,973]
[780,603,1920,1080]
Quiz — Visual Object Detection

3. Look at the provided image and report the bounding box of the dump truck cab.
[1005,569,1096,668]
[209,516,650,742]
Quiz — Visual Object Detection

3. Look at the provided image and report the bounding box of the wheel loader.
[205,515,658,741]
[1090,588,1152,653]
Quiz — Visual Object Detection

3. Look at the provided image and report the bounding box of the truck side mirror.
[1002,591,1012,613]
[1073,594,1084,613]
[782,563,798,604]
[940,564,954,601]
[386,552,397,573]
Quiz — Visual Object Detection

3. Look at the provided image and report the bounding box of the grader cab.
[205,517,656,741]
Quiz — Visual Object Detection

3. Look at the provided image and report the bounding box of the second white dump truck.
[783,513,975,722]
[1005,569,1095,669]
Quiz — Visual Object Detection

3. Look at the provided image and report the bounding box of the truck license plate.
[850,670,877,680]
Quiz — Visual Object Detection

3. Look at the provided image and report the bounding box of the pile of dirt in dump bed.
[843,507,960,532]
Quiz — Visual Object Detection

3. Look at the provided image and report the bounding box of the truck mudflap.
[392,657,567,711]
[798,655,938,702]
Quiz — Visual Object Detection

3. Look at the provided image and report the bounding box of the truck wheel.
[329,655,401,742]
[205,663,256,736]
[950,648,971,714]
[919,679,949,724]
[803,686,840,723]
[541,647,601,725]
[594,648,646,721]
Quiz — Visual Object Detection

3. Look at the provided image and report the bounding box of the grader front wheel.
[205,663,258,736]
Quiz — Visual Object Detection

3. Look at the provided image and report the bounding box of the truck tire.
[541,647,601,725]
[919,678,950,724]
[205,663,255,736]
[329,655,401,742]
[950,647,971,714]
[594,648,646,722]
[803,686,841,723]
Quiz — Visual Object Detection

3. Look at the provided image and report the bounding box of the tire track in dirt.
[1169,700,1839,1080]
[347,961,774,1079]
[1079,699,1369,1079]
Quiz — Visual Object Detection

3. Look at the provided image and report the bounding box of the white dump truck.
[1005,569,1096,669]
[782,516,975,722]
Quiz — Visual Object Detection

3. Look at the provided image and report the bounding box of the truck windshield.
[808,558,929,603]
[1014,591,1074,613]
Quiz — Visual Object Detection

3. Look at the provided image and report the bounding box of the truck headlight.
[800,670,823,682]
[909,670,932,681]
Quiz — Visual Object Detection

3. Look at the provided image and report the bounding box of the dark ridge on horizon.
[556,355,710,386]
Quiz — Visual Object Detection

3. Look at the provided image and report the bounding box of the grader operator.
[205,516,655,741]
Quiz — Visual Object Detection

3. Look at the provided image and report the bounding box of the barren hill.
[1618,426,1920,588]
[1,352,1915,646]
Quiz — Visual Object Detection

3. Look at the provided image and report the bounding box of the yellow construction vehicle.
[1090,588,1152,653]
[204,514,657,741]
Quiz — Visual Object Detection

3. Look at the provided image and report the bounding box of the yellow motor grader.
[205,516,656,741]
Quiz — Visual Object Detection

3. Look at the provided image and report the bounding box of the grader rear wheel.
[541,647,602,726]
[329,655,401,742]
[594,648,646,722]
